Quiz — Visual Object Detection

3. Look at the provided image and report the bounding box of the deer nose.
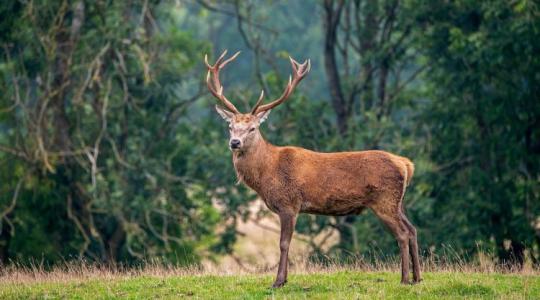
[230,139,241,149]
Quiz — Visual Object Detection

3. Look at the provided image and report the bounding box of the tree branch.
[0,177,24,234]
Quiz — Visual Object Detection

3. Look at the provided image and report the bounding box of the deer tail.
[403,158,415,187]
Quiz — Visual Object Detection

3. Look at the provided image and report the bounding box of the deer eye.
[249,127,255,133]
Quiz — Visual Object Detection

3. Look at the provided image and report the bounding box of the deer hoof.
[400,279,411,285]
[271,280,287,288]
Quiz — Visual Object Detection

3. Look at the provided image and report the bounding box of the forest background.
[0,0,538,270]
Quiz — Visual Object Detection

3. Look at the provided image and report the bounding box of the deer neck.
[232,134,275,191]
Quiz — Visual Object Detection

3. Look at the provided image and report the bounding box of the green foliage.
[412,0,540,262]
[0,0,228,265]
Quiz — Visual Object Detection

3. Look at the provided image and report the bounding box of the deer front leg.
[272,212,297,288]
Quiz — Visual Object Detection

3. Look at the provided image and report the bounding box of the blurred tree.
[0,0,224,265]
[414,0,540,267]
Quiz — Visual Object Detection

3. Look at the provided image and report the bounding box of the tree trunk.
[323,0,349,136]
[0,219,11,265]
[106,221,126,263]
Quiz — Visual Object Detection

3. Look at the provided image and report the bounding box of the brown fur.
[226,114,422,287]
[236,144,409,216]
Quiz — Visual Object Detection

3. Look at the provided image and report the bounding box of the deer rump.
[238,148,414,217]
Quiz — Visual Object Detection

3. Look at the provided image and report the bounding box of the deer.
[204,50,422,288]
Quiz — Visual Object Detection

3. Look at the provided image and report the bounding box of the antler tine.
[290,57,298,73]
[204,50,228,68]
[250,90,265,114]
[204,50,240,113]
[253,56,311,114]
[220,51,241,69]
[216,50,228,64]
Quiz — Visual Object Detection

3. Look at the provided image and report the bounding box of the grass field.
[1,268,539,299]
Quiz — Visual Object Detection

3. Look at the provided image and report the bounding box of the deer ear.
[215,105,234,122]
[256,109,271,124]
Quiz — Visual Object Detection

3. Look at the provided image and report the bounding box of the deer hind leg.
[400,210,422,283]
[372,208,411,284]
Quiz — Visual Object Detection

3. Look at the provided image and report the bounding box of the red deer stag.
[204,50,421,287]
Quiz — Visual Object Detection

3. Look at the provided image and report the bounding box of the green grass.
[0,271,539,299]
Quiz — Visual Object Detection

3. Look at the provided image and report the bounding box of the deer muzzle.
[230,139,241,150]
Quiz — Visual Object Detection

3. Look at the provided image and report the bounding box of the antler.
[204,50,241,114]
[251,57,311,115]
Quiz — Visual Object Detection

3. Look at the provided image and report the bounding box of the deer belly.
[300,197,367,216]
[299,183,379,216]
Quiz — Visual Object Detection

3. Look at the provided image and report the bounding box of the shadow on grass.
[432,282,494,297]
[264,284,332,297]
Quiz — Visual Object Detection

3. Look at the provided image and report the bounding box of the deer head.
[205,50,310,152]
